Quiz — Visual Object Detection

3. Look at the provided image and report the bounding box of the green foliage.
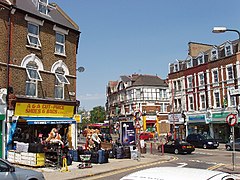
[90,106,106,123]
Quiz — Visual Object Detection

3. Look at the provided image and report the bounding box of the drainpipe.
[4,5,15,160]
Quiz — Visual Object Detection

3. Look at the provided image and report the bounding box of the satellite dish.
[77,66,85,72]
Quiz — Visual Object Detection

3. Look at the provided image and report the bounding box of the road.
[82,147,240,180]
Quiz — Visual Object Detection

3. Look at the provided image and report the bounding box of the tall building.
[168,41,240,142]
[106,74,170,135]
[0,0,80,158]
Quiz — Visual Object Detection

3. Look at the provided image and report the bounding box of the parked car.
[159,140,195,154]
[0,158,45,180]
[186,133,219,149]
[226,138,240,151]
[139,132,153,140]
[120,167,237,180]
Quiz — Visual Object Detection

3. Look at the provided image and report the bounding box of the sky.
[51,0,240,111]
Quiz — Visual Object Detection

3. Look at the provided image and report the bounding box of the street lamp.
[212,27,240,39]
[212,26,240,171]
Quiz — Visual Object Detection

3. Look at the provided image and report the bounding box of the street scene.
[1,0,240,180]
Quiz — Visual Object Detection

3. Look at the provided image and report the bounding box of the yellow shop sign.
[15,102,74,117]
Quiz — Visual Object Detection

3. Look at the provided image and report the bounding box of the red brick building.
[168,41,240,142]
[0,0,80,158]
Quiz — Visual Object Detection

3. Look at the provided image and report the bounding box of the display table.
[7,150,45,167]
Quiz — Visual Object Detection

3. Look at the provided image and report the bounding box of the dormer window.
[38,0,49,15]
[225,42,233,56]
[186,56,193,68]
[174,63,179,72]
[211,48,218,60]
[197,53,204,65]
[225,45,233,56]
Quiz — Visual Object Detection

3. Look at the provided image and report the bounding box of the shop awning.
[21,117,76,125]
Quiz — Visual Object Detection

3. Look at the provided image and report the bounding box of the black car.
[186,134,219,149]
[160,140,195,154]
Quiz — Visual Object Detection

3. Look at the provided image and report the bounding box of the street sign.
[226,113,237,126]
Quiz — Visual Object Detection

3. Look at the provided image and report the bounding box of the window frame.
[199,93,206,110]
[55,73,70,84]
[213,90,221,108]
[211,48,218,60]
[188,95,194,111]
[27,22,41,48]
[187,75,193,90]
[55,32,66,56]
[26,68,42,81]
[226,64,234,83]
[198,72,205,88]
[211,68,219,86]
[25,67,42,97]
[225,43,233,56]
[38,0,49,15]
[197,53,204,65]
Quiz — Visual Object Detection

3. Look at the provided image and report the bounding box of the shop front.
[210,111,234,143]
[7,100,77,167]
[168,113,185,140]
[187,113,209,136]
[145,115,157,132]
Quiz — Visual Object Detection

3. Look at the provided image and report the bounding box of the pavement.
[31,142,239,180]
[15,136,240,180]
[41,153,173,180]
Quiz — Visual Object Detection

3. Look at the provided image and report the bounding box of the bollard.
[150,142,152,154]
[161,143,164,156]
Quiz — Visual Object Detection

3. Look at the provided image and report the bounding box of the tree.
[90,106,106,123]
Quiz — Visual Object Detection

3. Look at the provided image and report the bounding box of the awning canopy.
[20,117,76,125]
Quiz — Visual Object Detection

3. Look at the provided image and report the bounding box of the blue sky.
[52,0,240,110]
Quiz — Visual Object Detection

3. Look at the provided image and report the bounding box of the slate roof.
[120,75,131,83]
[132,74,167,87]
[1,0,79,32]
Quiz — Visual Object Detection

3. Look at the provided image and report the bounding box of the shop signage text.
[15,103,74,117]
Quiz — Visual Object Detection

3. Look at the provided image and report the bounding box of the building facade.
[0,0,80,158]
[106,74,170,136]
[168,41,240,142]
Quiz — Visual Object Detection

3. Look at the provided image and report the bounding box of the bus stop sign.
[226,113,237,126]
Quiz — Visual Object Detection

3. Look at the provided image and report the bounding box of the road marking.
[84,157,178,180]
[207,163,225,170]
[189,159,217,165]
[177,163,188,167]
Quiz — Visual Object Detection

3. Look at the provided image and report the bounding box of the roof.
[132,74,167,87]
[120,75,131,83]
[8,0,80,32]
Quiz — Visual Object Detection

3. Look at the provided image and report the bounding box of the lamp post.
[212,26,240,171]
[212,27,240,39]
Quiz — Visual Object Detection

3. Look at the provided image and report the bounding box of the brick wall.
[0,9,79,101]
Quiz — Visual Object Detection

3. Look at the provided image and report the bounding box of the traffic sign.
[226,113,237,126]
